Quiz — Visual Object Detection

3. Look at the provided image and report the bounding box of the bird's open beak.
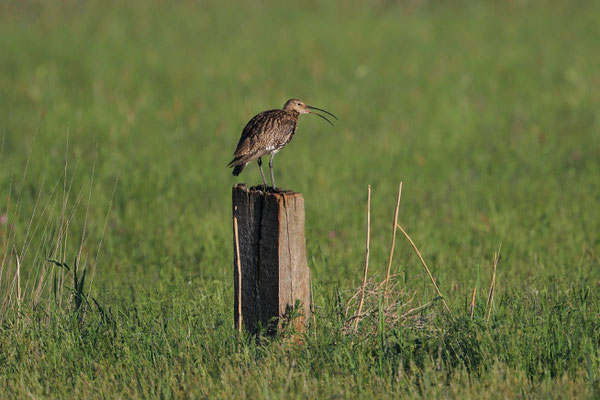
[307,105,338,126]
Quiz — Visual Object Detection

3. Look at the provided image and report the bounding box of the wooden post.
[232,184,311,334]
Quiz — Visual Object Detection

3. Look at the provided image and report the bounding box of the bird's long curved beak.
[307,105,338,126]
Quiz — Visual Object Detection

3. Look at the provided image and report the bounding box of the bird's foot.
[268,186,294,194]
[250,184,269,192]
[249,185,293,194]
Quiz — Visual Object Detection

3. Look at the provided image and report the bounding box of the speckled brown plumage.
[228,99,336,189]
[229,109,299,173]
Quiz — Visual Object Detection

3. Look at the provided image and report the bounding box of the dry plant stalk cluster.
[345,182,500,336]
[344,275,439,335]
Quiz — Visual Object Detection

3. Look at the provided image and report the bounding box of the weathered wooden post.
[232,184,311,334]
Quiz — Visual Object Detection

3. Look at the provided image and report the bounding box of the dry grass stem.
[88,175,119,295]
[15,251,21,306]
[233,213,242,333]
[470,286,476,319]
[354,185,371,331]
[385,182,402,294]
[310,279,317,339]
[486,244,501,322]
[396,223,452,314]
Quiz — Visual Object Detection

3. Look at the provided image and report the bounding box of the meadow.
[1,0,599,398]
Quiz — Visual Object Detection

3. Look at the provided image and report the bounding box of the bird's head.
[283,99,337,126]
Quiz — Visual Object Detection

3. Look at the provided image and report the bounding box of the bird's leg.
[269,153,276,190]
[257,157,268,190]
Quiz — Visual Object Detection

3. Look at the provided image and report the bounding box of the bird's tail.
[232,164,245,176]
[228,154,251,176]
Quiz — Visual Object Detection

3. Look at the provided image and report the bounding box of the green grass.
[1,0,599,398]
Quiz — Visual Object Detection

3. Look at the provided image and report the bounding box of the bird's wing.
[230,110,296,164]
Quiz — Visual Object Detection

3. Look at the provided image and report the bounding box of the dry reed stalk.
[88,175,119,295]
[486,244,501,322]
[354,185,371,331]
[310,278,316,339]
[470,286,476,319]
[233,214,242,333]
[385,182,403,294]
[396,223,452,314]
[15,252,21,306]
[15,251,21,327]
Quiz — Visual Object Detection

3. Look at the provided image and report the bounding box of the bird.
[227,99,337,190]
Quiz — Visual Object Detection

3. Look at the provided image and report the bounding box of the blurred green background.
[1,1,599,397]
[2,0,598,286]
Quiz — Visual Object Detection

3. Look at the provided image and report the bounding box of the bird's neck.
[286,110,300,119]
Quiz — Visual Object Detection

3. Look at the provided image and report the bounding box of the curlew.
[227,99,337,190]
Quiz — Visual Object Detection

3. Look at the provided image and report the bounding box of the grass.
[1,0,599,398]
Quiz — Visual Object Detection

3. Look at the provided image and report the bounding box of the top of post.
[233,183,303,199]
